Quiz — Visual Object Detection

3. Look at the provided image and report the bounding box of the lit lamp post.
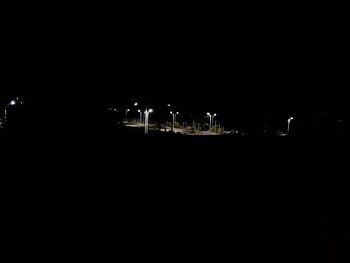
[144,108,154,135]
[125,109,130,122]
[170,111,179,132]
[4,99,17,122]
[212,113,217,133]
[206,112,216,133]
[287,117,294,135]
[138,109,143,124]
[206,113,212,133]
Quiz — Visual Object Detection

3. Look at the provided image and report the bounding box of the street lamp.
[170,111,179,132]
[4,99,18,122]
[125,109,130,122]
[137,109,142,124]
[134,102,138,107]
[212,114,218,133]
[287,117,294,135]
[212,114,217,132]
[206,113,217,134]
[206,112,213,132]
[144,108,154,135]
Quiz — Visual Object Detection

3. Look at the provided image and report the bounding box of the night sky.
[1,4,350,263]
[1,2,348,131]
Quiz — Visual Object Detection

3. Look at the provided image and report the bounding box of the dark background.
[2,1,348,133]
[1,2,349,263]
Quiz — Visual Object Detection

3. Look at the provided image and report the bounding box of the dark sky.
[1,2,348,124]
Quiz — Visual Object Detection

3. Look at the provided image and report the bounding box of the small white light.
[168,104,171,107]
[176,112,179,115]
[10,100,16,106]
[170,111,173,114]
[127,109,130,112]
[149,109,154,113]
[207,112,210,116]
[134,102,138,106]
[138,109,141,113]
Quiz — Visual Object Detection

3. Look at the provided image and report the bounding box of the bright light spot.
[149,109,154,113]
[168,104,171,107]
[127,109,130,112]
[176,112,179,115]
[10,100,16,106]
[170,111,173,114]
[138,109,141,113]
[207,112,211,116]
[134,102,138,106]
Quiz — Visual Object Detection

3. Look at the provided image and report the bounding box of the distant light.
[126,109,130,112]
[10,100,16,106]
[168,104,171,107]
[214,113,217,117]
[176,112,179,115]
[137,109,141,113]
[290,117,294,120]
[170,111,173,114]
[149,109,154,113]
[134,102,138,106]
[207,112,211,116]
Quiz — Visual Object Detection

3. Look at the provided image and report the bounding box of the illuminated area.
[1,95,348,136]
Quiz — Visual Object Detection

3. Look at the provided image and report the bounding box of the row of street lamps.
[119,101,295,136]
[122,101,220,134]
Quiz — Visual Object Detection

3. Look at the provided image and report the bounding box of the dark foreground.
[1,133,349,263]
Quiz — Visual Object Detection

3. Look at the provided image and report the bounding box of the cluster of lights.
[111,101,298,136]
[115,101,225,134]
[122,102,155,134]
